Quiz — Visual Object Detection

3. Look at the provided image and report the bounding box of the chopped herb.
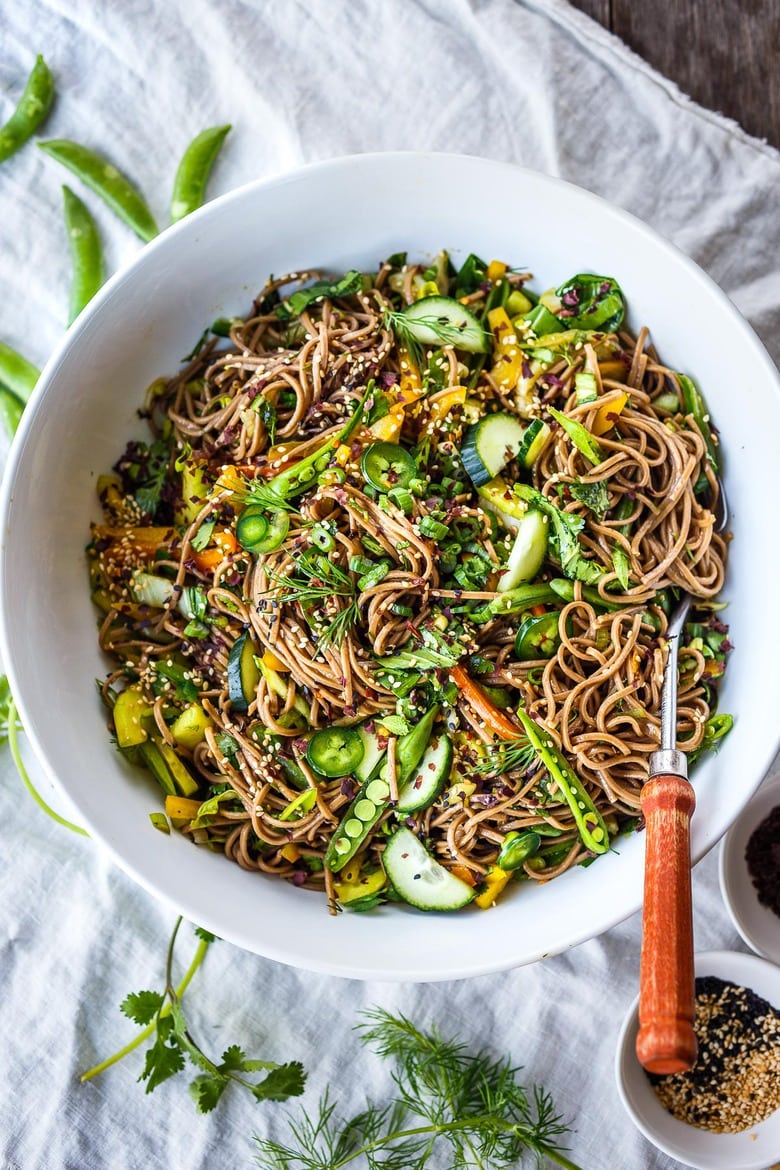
[569,479,609,517]
[80,919,305,1113]
[191,520,215,552]
[277,270,364,319]
[514,484,603,584]
[253,395,277,444]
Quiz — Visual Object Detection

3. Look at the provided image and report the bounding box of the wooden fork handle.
[636,774,698,1075]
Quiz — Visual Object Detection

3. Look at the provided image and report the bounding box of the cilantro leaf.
[193,926,218,943]
[190,789,236,828]
[514,484,603,584]
[219,1044,249,1072]
[379,714,411,736]
[215,733,239,764]
[121,989,164,1026]
[254,396,277,444]
[191,520,215,552]
[278,270,364,319]
[129,438,172,519]
[189,1073,228,1113]
[139,1021,185,1093]
[366,393,391,427]
[252,1062,307,1102]
[569,479,609,517]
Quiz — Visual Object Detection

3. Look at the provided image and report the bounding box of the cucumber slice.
[396,734,453,813]
[462,413,527,487]
[382,827,475,911]
[400,296,488,354]
[354,722,386,784]
[497,510,548,592]
[227,631,260,713]
[516,418,551,468]
[477,475,528,533]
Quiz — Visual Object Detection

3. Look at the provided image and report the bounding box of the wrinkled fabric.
[0,2,778,1168]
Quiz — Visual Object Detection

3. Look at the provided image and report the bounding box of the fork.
[635,479,728,1074]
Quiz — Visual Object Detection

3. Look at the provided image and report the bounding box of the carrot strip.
[449,664,520,740]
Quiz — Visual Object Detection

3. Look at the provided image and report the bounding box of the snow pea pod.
[0,388,24,439]
[0,55,54,164]
[515,708,609,855]
[611,496,633,590]
[62,185,104,324]
[38,139,158,242]
[678,373,719,473]
[170,124,231,223]
[0,341,39,403]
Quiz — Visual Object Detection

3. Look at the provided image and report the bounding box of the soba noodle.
[90,255,730,912]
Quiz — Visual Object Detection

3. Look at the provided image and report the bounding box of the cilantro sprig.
[81,918,306,1113]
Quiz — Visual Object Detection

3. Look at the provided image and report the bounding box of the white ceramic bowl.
[616,950,780,1169]
[720,775,780,963]
[2,153,779,981]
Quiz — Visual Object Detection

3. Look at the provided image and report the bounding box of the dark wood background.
[569,0,780,149]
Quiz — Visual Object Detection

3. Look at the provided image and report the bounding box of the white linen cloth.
[1,2,778,1168]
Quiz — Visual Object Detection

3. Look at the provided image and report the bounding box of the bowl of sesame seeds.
[616,950,780,1168]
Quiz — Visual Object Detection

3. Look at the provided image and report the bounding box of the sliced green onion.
[419,516,450,540]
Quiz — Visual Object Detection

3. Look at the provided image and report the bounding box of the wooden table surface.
[569,0,779,149]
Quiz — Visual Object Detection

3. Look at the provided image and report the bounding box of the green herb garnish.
[81,918,305,1113]
[569,479,609,517]
[254,1008,581,1169]
[514,484,603,585]
[277,270,364,320]
[264,552,358,652]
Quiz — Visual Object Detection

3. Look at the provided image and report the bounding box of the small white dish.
[615,950,780,1169]
[720,775,780,963]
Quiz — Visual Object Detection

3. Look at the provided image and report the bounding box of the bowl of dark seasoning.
[720,774,780,963]
[616,951,780,1169]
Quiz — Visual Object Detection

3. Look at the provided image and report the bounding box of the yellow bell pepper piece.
[281,843,301,862]
[427,386,467,425]
[178,461,210,524]
[171,704,213,751]
[394,348,425,406]
[164,794,203,821]
[598,360,628,382]
[335,444,352,466]
[414,279,440,300]
[592,391,628,436]
[475,865,512,909]
[369,404,405,442]
[213,465,245,495]
[262,648,289,672]
[335,866,388,905]
[487,259,507,283]
[488,307,524,390]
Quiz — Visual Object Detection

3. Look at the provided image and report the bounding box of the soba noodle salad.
[89,251,733,914]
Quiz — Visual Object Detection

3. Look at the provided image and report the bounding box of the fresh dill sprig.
[80,918,306,1113]
[263,552,359,651]
[384,307,488,369]
[253,1007,582,1170]
[243,479,301,513]
[471,736,538,779]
